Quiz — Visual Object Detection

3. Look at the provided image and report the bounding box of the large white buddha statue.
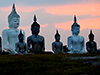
[2,4,25,54]
[67,15,86,54]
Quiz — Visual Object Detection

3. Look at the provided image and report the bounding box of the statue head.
[55,29,60,42]
[18,30,24,42]
[71,15,80,35]
[89,29,94,41]
[31,14,40,35]
[8,4,20,29]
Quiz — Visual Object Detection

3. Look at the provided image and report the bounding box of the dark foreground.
[0,53,100,75]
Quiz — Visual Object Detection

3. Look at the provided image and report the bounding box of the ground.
[0,53,100,75]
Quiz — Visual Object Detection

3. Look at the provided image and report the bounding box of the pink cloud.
[44,3,100,16]
[40,24,48,27]
[55,18,100,30]
[0,3,100,16]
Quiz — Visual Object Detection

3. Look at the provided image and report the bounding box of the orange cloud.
[55,18,100,30]
[0,3,100,16]
[44,3,100,16]
[40,24,48,27]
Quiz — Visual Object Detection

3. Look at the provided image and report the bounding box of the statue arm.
[52,42,55,52]
[67,37,72,51]
[0,37,2,52]
[42,38,45,52]
[81,37,85,52]
[27,37,31,50]
[94,42,97,51]
[86,42,90,51]
[22,30,25,42]
[15,43,19,53]
[61,42,63,53]
[2,30,10,50]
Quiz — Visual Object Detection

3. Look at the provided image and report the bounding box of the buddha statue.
[2,4,25,54]
[15,30,27,54]
[52,30,63,54]
[27,15,45,54]
[86,29,97,53]
[0,36,2,53]
[67,15,86,53]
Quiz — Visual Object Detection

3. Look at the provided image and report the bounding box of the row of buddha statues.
[0,4,99,54]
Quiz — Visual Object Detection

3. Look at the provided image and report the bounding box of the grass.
[0,54,100,75]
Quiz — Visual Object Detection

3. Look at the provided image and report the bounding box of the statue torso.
[69,35,84,52]
[28,35,44,52]
[3,29,20,50]
[86,41,97,52]
[52,41,63,54]
[16,42,26,53]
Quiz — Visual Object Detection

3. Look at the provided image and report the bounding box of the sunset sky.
[0,0,100,51]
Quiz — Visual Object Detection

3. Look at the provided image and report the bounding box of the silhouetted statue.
[52,30,63,54]
[63,45,70,53]
[0,37,2,53]
[2,4,25,54]
[67,15,86,53]
[86,30,97,53]
[15,30,27,54]
[27,15,45,54]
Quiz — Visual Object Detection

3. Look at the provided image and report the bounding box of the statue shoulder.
[38,35,45,39]
[52,42,56,46]
[67,36,72,40]
[2,29,10,34]
[86,41,89,44]
[27,35,32,40]
[80,36,84,40]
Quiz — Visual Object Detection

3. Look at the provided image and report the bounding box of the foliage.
[0,54,100,75]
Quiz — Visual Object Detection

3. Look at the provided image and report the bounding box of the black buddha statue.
[27,15,45,54]
[86,29,97,53]
[0,36,2,53]
[52,29,63,54]
[15,30,27,54]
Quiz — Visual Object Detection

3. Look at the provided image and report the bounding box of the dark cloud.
[19,9,100,27]
[0,0,100,7]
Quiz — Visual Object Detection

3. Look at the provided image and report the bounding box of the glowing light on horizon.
[55,18,100,30]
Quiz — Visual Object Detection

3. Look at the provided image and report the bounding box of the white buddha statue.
[67,15,86,54]
[2,4,25,54]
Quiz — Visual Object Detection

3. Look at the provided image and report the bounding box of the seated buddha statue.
[67,15,86,54]
[2,4,25,54]
[15,30,27,54]
[0,36,2,53]
[27,15,45,54]
[86,29,97,53]
[52,30,63,54]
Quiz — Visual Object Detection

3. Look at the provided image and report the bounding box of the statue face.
[19,36,24,42]
[72,26,80,35]
[32,26,40,35]
[89,36,94,41]
[9,17,20,28]
[55,36,60,42]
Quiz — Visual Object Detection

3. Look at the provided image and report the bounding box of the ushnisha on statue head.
[31,15,40,35]
[55,29,60,42]
[71,15,80,35]
[18,30,24,42]
[8,4,20,29]
[89,29,94,41]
